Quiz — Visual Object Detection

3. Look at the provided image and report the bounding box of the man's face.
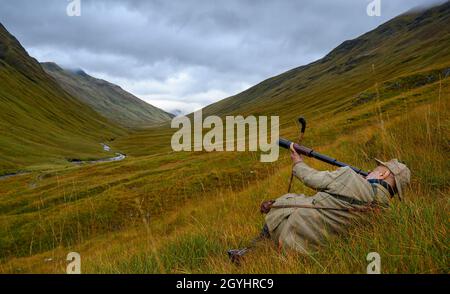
[366,165,391,180]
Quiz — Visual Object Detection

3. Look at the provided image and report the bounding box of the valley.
[0,2,448,274]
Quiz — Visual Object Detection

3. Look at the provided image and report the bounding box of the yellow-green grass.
[1,4,449,273]
[0,75,448,273]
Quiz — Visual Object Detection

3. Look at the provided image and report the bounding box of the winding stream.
[1,144,125,181]
[70,144,126,164]
[0,172,29,181]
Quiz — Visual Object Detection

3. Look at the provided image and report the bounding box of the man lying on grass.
[228,144,411,263]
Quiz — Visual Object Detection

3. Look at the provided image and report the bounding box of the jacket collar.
[367,179,396,197]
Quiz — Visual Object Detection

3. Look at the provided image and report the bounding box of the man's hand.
[290,143,303,165]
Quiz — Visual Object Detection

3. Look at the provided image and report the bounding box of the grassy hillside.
[1,84,447,273]
[202,2,450,124]
[0,24,127,174]
[0,3,448,273]
[42,62,173,129]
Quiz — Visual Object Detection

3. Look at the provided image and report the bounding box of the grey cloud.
[0,0,442,114]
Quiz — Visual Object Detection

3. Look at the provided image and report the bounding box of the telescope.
[277,117,369,177]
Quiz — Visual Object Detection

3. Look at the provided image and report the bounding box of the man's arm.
[292,161,340,191]
[289,143,342,191]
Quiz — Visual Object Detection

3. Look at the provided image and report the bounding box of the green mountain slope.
[42,62,174,128]
[0,3,448,273]
[203,2,450,124]
[0,23,126,174]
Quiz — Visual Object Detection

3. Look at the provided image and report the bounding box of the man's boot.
[227,224,270,265]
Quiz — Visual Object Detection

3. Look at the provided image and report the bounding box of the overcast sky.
[0,0,444,114]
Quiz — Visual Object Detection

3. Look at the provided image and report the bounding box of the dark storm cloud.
[0,0,443,113]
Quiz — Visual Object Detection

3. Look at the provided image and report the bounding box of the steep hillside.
[42,62,173,128]
[0,3,448,274]
[203,2,450,124]
[0,23,126,174]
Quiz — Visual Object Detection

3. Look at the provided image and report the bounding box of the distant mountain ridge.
[42,62,174,128]
[0,23,127,172]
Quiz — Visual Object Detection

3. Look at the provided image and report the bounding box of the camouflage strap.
[271,183,382,213]
[328,193,369,206]
[270,203,373,212]
[270,187,381,213]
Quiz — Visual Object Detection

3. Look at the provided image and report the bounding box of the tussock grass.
[1,89,448,273]
[0,4,449,273]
